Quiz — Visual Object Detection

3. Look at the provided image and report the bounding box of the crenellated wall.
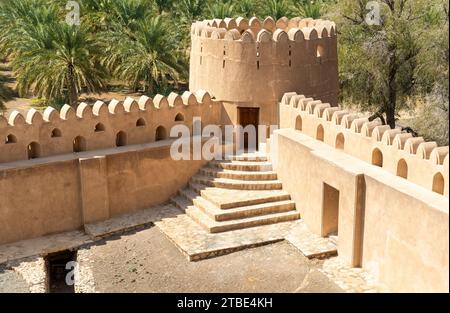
[271,92,449,291]
[189,16,339,126]
[271,128,448,292]
[0,90,221,164]
[279,92,449,197]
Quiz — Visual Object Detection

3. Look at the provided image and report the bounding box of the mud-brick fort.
[0,17,448,293]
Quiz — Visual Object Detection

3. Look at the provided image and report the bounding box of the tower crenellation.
[189,16,339,126]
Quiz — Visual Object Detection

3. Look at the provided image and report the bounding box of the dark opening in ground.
[45,250,77,293]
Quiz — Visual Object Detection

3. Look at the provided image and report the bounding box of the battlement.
[189,17,339,118]
[279,92,449,197]
[191,16,336,41]
[0,90,222,164]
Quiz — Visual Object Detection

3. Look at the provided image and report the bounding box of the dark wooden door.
[238,107,259,150]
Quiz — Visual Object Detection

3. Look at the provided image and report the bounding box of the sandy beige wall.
[272,129,449,292]
[273,130,363,266]
[363,175,449,292]
[279,94,449,196]
[0,160,83,245]
[0,140,215,245]
[0,91,220,164]
[189,18,339,130]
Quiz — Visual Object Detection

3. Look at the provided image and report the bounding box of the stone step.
[209,160,273,172]
[228,154,268,162]
[188,181,208,193]
[179,187,201,202]
[193,196,296,221]
[191,175,283,190]
[199,188,292,209]
[186,206,301,233]
[170,194,193,212]
[199,168,278,181]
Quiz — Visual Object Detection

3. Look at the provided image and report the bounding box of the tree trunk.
[386,49,398,129]
[67,64,78,107]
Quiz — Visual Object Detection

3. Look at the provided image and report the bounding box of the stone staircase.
[170,153,301,233]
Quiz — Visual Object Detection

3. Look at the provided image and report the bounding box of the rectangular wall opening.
[238,107,260,151]
[45,250,77,293]
[322,183,340,238]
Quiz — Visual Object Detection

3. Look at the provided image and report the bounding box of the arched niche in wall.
[155,126,167,141]
[335,133,345,150]
[5,134,17,144]
[316,124,324,142]
[51,128,62,138]
[175,113,185,122]
[73,136,87,153]
[136,118,146,127]
[397,159,408,179]
[372,148,383,167]
[116,131,127,147]
[432,172,444,195]
[27,142,41,160]
[295,115,302,131]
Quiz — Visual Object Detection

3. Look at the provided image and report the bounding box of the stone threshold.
[155,213,301,261]
[285,220,337,259]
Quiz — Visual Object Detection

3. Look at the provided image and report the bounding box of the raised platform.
[155,212,301,261]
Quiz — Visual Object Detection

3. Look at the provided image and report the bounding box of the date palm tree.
[103,15,186,95]
[0,75,13,110]
[1,1,107,107]
[260,0,291,20]
[206,0,236,19]
[13,23,107,107]
[293,0,325,19]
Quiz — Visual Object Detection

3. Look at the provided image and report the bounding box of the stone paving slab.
[0,231,91,265]
[319,257,390,293]
[200,187,291,209]
[84,204,180,240]
[9,256,47,293]
[285,220,337,259]
[155,211,302,261]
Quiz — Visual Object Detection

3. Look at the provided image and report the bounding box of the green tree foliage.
[328,0,448,132]
[0,74,13,110]
[103,15,186,95]
[0,0,107,107]
[0,0,447,144]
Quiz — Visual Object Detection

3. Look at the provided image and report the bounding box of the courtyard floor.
[0,226,342,293]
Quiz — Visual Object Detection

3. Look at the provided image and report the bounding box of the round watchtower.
[189,16,339,127]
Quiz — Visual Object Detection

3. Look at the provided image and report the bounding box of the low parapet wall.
[189,17,339,107]
[279,92,449,197]
[271,128,449,292]
[0,90,221,164]
[0,138,223,245]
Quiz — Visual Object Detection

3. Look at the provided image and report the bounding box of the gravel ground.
[0,268,30,293]
[78,226,343,293]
